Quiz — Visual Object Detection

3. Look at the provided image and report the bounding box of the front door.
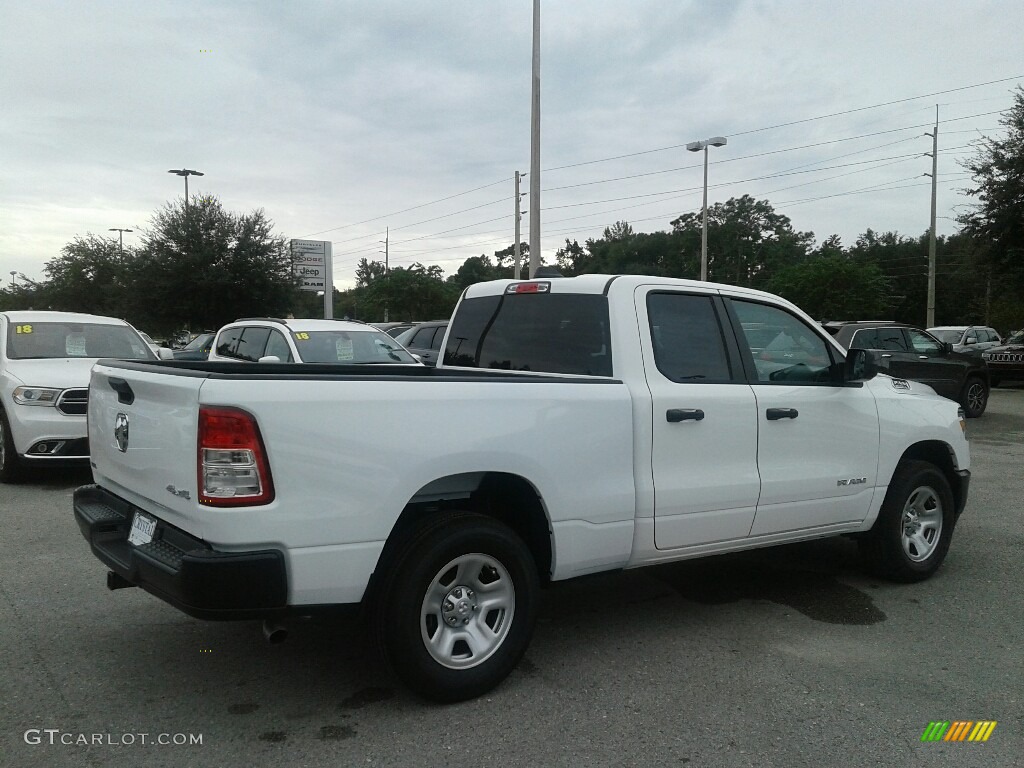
[729,299,881,536]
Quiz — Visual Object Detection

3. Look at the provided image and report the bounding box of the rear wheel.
[959,376,988,418]
[375,512,539,703]
[0,408,25,483]
[860,460,955,582]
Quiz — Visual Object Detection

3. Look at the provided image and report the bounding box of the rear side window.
[646,293,732,382]
[850,328,908,352]
[444,293,612,376]
[410,326,439,349]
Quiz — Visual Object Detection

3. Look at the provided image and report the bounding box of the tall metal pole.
[926,105,939,328]
[700,146,709,281]
[383,227,390,323]
[528,0,541,278]
[514,171,522,279]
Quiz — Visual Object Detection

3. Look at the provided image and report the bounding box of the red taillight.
[505,281,550,294]
[198,406,274,506]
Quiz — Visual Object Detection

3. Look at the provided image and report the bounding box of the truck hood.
[2,357,99,389]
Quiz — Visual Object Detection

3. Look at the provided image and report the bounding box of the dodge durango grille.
[56,388,89,415]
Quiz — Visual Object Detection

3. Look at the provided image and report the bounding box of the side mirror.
[258,355,282,363]
[844,348,879,383]
[157,347,174,360]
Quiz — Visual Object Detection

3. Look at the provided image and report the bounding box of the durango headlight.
[12,386,62,406]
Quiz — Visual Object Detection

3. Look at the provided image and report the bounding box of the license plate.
[128,512,157,546]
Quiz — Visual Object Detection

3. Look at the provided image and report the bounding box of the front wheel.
[859,460,955,582]
[376,512,539,703]
[960,376,988,418]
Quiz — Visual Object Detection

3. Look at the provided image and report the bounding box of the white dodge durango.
[0,311,158,482]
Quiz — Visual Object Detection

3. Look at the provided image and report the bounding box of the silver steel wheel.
[966,381,986,414]
[420,553,515,670]
[901,485,944,562]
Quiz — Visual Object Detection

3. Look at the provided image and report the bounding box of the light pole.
[108,227,133,255]
[167,168,204,212]
[686,136,728,281]
[379,228,390,323]
[9,271,15,288]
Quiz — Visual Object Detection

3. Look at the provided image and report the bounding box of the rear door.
[640,288,761,549]
[729,299,880,535]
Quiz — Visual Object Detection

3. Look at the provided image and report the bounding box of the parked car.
[0,310,157,482]
[371,321,418,338]
[171,332,215,361]
[926,325,1002,356]
[982,330,1024,386]
[207,318,419,365]
[824,320,990,417]
[395,320,449,365]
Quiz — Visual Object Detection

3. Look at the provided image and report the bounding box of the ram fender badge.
[837,477,868,487]
[114,413,129,453]
[890,378,911,391]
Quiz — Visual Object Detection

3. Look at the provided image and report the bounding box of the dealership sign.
[290,239,332,291]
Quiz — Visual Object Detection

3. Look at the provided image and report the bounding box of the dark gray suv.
[825,321,990,418]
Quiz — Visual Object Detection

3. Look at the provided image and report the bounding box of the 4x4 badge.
[114,413,129,453]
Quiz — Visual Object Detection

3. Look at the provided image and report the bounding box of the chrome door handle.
[919,355,928,359]
[881,354,893,358]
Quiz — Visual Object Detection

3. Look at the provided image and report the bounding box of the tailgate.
[88,362,206,537]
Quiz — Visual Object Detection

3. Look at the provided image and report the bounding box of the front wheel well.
[367,473,552,603]
[895,440,966,517]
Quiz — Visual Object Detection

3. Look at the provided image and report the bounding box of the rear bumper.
[73,484,288,620]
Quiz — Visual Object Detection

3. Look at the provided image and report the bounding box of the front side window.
[5,321,153,360]
[410,326,438,349]
[443,293,612,376]
[907,329,944,354]
[732,301,834,383]
[234,327,272,362]
[647,293,732,383]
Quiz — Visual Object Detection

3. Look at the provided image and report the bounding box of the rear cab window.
[444,292,612,376]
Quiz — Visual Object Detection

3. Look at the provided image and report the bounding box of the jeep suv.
[982,330,1024,386]
[824,321,990,417]
[926,325,1002,356]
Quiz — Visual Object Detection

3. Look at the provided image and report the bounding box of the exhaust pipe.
[262,620,288,644]
[107,571,136,591]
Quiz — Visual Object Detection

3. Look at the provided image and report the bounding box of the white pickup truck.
[74,274,971,702]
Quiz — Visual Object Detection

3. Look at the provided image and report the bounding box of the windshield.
[930,330,964,344]
[5,321,154,360]
[181,333,213,352]
[1006,331,1024,345]
[291,329,416,364]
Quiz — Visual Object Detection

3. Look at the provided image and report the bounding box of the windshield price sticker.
[15,325,33,334]
[294,332,310,341]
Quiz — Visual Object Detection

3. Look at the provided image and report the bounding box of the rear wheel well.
[896,441,966,517]
[366,473,552,603]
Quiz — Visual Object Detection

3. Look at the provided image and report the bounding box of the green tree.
[959,85,1024,327]
[671,195,813,286]
[41,234,135,316]
[765,254,891,320]
[131,196,296,333]
[365,263,457,320]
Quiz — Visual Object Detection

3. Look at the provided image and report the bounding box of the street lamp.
[167,168,204,211]
[686,136,728,281]
[108,227,133,255]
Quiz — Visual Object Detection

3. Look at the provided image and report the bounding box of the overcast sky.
[2,0,1022,290]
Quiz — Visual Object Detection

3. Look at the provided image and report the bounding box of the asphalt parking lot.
[2,386,1022,768]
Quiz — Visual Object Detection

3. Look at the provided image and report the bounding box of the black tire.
[959,376,988,418]
[859,460,955,583]
[0,408,25,484]
[375,512,538,703]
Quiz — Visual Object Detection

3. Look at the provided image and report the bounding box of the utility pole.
[514,171,523,279]
[528,0,541,278]
[380,228,390,323]
[925,106,938,328]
